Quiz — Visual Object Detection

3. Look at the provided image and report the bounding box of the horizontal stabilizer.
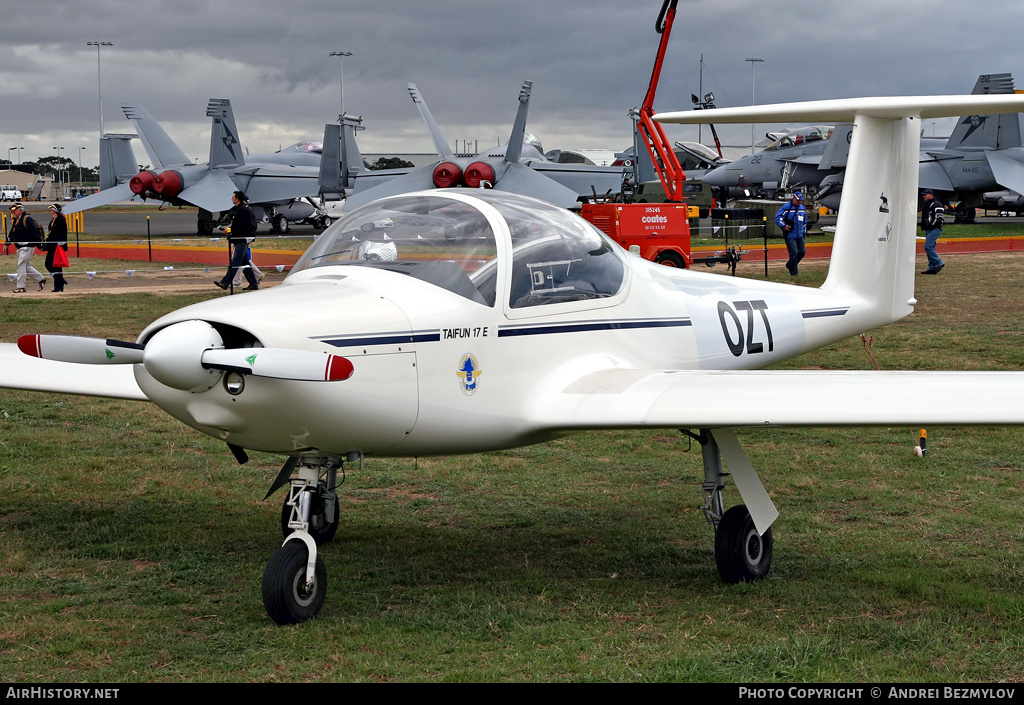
[61,182,137,215]
[492,163,580,208]
[341,168,436,211]
[178,169,238,213]
[656,95,1024,125]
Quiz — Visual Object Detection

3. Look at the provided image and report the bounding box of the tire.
[280,489,340,544]
[714,504,773,583]
[273,214,289,234]
[654,250,686,268]
[261,541,327,625]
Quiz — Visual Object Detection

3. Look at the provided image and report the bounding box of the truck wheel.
[654,251,686,268]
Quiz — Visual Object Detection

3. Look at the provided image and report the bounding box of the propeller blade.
[17,335,144,365]
[201,348,353,382]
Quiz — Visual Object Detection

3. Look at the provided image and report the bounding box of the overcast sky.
[3,0,1023,169]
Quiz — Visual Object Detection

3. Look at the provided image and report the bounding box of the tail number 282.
[717,300,774,356]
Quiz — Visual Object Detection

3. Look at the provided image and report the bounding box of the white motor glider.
[4,93,1024,624]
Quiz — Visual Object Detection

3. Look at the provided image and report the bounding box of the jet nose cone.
[700,166,735,187]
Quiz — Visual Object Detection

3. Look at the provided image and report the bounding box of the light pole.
[87,41,113,137]
[78,146,86,187]
[745,57,764,154]
[53,146,65,191]
[328,50,353,121]
[12,147,23,164]
[6,148,13,165]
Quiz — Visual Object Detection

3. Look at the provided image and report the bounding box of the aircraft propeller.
[18,320,353,393]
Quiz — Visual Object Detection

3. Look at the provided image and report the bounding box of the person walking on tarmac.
[920,189,945,274]
[4,203,45,293]
[44,204,69,292]
[775,191,808,276]
[214,190,260,291]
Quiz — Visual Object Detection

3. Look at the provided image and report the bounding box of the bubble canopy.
[290,191,627,309]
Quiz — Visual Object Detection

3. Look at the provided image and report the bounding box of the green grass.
[1,253,1024,682]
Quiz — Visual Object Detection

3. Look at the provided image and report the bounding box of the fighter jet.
[698,123,851,199]
[322,81,629,211]
[702,74,1024,220]
[64,100,332,234]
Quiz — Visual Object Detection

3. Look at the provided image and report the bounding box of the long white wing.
[537,369,1024,430]
[0,343,148,401]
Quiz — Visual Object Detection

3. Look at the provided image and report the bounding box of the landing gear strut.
[262,455,346,624]
[691,428,775,583]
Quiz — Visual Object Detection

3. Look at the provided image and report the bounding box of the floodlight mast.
[87,41,113,138]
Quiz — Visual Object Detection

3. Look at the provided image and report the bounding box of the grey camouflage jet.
[321,81,628,211]
[64,100,331,234]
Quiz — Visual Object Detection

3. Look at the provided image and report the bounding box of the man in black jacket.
[214,191,260,291]
[4,203,45,293]
[920,189,945,274]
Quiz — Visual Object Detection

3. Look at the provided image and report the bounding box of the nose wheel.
[262,456,345,624]
[261,540,327,625]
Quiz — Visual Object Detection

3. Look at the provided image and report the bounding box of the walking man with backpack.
[4,203,45,293]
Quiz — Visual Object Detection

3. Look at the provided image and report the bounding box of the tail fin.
[945,74,1021,150]
[121,103,191,168]
[319,116,366,199]
[98,134,138,189]
[656,94,1024,327]
[206,98,244,168]
[408,84,455,160]
[504,80,533,164]
[817,123,854,170]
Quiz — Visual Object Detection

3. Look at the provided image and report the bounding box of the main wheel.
[280,488,340,544]
[261,541,328,625]
[273,213,290,234]
[714,504,773,583]
[654,251,686,268]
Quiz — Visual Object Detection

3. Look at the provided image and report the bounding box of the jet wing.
[61,183,139,215]
[536,369,1024,430]
[986,150,1024,194]
[918,160,955,192]
[237,167,321,206]
[0,344,148,401]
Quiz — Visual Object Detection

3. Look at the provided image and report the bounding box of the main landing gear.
[688,428,776,583]
[261,455,345,625]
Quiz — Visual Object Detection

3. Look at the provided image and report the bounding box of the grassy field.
[1,252,1023,682]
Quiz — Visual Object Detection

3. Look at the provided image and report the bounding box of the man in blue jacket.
[775,191,808,276]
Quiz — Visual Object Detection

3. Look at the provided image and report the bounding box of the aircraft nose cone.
[700,166,734,187]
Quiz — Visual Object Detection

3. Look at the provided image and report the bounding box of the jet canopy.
[291,191,627,309]
[278,141,323,154]
[763,126,833,151]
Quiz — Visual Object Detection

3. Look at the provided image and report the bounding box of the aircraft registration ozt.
[6,93,1024,624]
